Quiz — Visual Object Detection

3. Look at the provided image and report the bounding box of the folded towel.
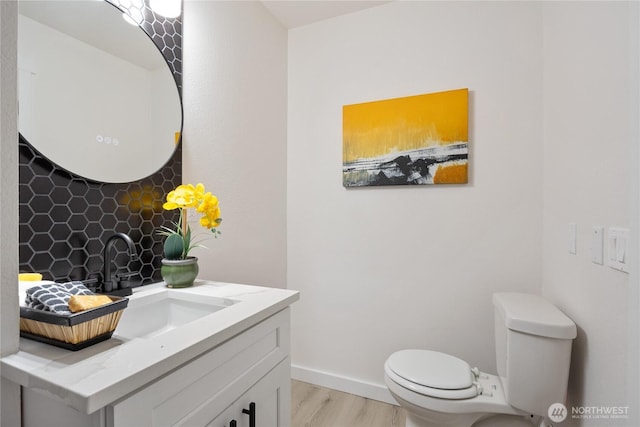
[24,281,94,314]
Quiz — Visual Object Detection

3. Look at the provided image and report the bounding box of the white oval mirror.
[18,0,182,183]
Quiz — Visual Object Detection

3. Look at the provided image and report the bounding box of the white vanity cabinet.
[108,309,291,427]
[22,308,292,427]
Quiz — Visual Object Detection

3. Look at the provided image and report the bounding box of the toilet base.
[390,388,486,427]
[405,410,484,427]
[403,410,538,427]
[386,371,534,427]
[473,414,539,427]
[405,412,536,427]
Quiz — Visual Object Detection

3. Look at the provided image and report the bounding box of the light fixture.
[149,0,181,18]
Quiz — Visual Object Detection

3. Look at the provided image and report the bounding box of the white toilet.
[384,293,577,427]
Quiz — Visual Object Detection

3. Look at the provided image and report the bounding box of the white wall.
[542,2,639,425]
[0,0,20,424]
[287,1,544,401]
[182,0,288,288]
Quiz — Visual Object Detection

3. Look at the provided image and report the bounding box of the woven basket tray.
[20,296,129,351]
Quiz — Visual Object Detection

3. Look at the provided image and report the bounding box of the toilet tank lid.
[493,293,577,339]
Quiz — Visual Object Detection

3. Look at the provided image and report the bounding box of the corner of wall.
[0,0,22,424]
[1,0,19,358]
[628,0,640,422]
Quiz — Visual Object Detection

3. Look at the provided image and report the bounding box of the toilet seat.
[386,350,479,400]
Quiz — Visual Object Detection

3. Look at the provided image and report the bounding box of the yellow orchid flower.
[160,183,223,259]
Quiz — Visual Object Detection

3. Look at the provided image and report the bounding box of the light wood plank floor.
[291,380,406,427]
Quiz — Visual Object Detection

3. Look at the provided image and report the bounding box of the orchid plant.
[159,183,222,260]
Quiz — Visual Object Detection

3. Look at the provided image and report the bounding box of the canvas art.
[342,88,468,187]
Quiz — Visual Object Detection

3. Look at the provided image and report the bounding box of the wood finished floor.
[291,380,406,427]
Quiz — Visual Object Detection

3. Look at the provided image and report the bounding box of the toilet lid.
[387,349,474,390]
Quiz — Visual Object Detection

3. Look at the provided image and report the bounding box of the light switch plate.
[591,226,603,264]
[608,227,629,273]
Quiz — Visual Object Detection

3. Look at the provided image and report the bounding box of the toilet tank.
[493,293,577,418]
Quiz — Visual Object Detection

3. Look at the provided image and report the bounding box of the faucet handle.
[80,277,100,292]
[115,271,138,280]
[471,367,480,379]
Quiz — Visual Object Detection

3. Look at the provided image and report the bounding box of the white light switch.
[568,223,577,255]
[591,226,603,264]
[608,227,630,273]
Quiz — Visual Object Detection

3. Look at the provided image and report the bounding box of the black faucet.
[102,232,138,295]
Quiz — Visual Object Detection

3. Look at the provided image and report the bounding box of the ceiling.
[18,0,392,69]
[261,0,392,29]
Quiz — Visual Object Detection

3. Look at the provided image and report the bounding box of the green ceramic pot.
[161,257,199,288]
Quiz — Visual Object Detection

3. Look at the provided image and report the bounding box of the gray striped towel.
[25,281,94,314]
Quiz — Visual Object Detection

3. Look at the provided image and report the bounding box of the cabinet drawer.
[108,308,290,427]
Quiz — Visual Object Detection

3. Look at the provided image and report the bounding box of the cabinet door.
[108,309,290,427]
[202,359,290,427]
[22,387,106,427]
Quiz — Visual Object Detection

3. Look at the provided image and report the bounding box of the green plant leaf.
[164,233,184,260]
[182,226,193,258]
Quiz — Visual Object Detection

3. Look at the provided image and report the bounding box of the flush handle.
[471,367,480,379]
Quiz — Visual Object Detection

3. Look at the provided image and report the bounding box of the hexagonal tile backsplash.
[18,0,183,289]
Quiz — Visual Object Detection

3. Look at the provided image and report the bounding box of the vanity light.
[149,0,181,18]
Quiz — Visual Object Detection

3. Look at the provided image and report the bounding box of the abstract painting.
[342,88,468,187]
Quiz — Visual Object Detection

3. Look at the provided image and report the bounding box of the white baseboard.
[291,364,399,406]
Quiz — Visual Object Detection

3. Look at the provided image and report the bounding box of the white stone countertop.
[1,280,299,414]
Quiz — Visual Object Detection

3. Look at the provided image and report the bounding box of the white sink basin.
[115,288,236,340]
